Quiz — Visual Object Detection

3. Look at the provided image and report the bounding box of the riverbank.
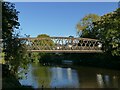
[38,53,120,70]
[2,64,34,90]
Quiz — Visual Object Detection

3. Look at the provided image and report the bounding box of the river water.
[19,63,120,89]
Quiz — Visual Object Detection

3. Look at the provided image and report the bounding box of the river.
[19,63,120,89]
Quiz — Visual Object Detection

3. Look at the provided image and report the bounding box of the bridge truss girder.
[19,37,103,53]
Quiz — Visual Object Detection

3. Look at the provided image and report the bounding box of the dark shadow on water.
[38,53,120,70]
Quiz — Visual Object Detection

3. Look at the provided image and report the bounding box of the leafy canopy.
[93,8,120,56]
[77,8,120,56]
[76,14,100,37]
[2,2,29,76]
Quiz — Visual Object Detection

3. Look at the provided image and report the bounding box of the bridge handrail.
[18,37,100,41]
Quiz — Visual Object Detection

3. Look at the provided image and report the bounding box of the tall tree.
[76,14,100,38]
[2,2,29,76]
[93,8,120,56]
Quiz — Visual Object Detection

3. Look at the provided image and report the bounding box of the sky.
[6,0,120,2]
[14,2,118,37]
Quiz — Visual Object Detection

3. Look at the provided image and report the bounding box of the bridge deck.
[27,50,103,53]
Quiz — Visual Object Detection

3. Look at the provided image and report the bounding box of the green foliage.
[0,52,5,64]
[76,14,100,37]
[30,52,39,63]
[78,8,120,56]
[37,34,50,38]
[37,34,54,46]
[2,2,29,77]
[93,8,120,56]
[2,2,19,61]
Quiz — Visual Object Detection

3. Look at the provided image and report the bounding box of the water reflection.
[104,75,110,87]
[50,67,79,88]
[67,68,72,82]
[97,74,104,88]
[113,76,119,88]
[19,64,38,88]
[19,63,120,88]
[96,73,120,88]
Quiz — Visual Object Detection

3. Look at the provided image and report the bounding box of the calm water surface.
[19,63,120,88]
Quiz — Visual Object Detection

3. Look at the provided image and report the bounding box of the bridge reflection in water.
[19,64,120,88]
[19,37,103,53]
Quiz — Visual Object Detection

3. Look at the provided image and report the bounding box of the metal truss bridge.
[19,37,103,53]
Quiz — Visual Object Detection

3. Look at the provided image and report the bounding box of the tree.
[37,34,54,46]
[37,34,50,38]
[76,9,120,56]
[76,14,100,38]
[2,2,29,76]
[93,8,120,56]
